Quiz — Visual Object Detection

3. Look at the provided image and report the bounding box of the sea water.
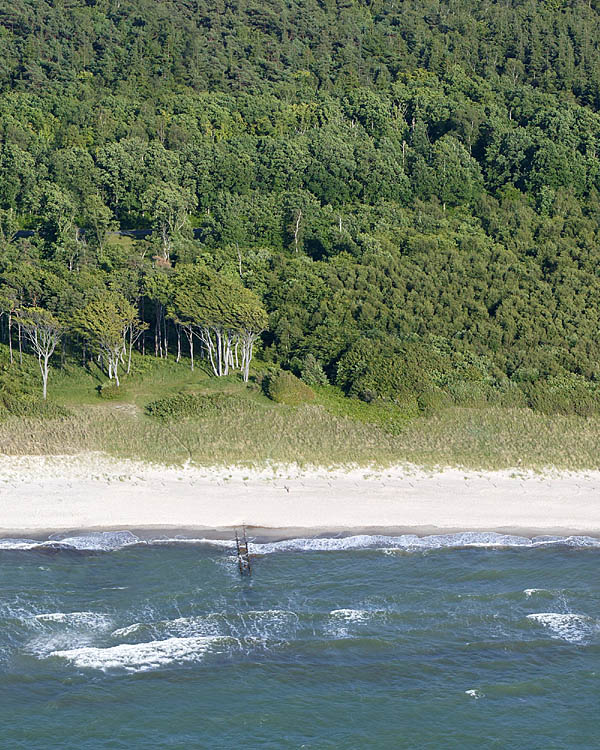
[0,531,598,749]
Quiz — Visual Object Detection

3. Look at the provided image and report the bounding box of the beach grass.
[2,348,599,470]
[1,398,599,470]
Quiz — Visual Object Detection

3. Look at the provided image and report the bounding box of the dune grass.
[1,348,599,470]
[1,399,599,471]
[396,407,600,471]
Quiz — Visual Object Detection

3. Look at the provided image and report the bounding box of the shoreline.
[2,525,600,543]
[1,453,599,538]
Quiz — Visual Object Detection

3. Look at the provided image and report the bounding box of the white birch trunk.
[8,311,13,365]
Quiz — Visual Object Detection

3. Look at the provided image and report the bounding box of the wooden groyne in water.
[235,528,252,576]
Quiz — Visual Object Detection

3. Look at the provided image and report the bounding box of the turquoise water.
[1,532,599,749]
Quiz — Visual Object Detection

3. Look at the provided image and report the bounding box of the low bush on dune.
[96,382,126,400]
[0,366,69,420]
[265,370,315,406]
[145,392,250,421]
[523,375,600,417]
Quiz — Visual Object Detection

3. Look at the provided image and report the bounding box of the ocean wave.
[329,609,372,622]
[0,531,141,552]
[111,622,146,639]
[112,610,299,645]
[524,588,553,598]
[49,635,237,672]
[326,608,385,638]
[526,613,598,643]
[153,537,237,548]
[208,532,600,553]
[35,612,112,629]
[1,530,599,554]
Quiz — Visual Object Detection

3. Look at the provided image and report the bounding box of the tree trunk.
[184,327,194,371]
[199,326,218,376]
[176,325,181,362]
[294,209,302,252]
[41,355,49,399]
[18,322,22,365]
[8,311,13,365]
[127,326,133,374]
[155,302,160,357]
[161,225,171,262]
[216,329,222,376]
[140,296,146,355]
[244,340,252,382]
[223,332,231,376]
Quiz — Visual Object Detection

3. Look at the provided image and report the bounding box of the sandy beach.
[0,453,599,537]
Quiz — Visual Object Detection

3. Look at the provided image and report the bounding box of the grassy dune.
[1,351,599,470]
[1,399,599,471]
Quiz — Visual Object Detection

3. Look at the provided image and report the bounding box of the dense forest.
[2,0,600,415]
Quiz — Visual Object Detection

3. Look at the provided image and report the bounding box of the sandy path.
[0,453,599,536]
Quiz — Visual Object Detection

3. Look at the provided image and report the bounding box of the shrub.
[447,380,491,407]
[265,370,315,405]
[524,375,600,417]
[336,339,412,401]
[0,367,68,420]
[417,387,453,413]
[96,382,123,400]
[146,392,249,421]
[300,354,329,387]
[487,380,528,408]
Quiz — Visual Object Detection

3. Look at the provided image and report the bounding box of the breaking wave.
[526,613,598,643]
[1,531,599,553]
[34,612,112,629]
[0,531,140,552]
[49,635,237,672]
[112,610,300,645]
[329,609,372,621]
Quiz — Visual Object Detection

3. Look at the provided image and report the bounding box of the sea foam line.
[526,613,598,643]
[34,611,112,629]
[50,635,237,672]
[1,531,599,553]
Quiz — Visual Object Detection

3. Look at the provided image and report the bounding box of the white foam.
[249,532,600,553]
[0,539,41,550]
[113,610,301,644]
[51,531,141,551]
[105,608,304,658]
[330,609,370,622]
[140,532,550,553]
[160,615,221,638]
[2,531,599,554]
[465,689,484,699]
[526,613,597,643]
[236,610,299,642]
[0,531,141,552]
[111,623,144,639]
[50,635,236,672]
[112,615,219,641]
[326,608,382,638]
[524,589,548,597]
[34,611,111,628]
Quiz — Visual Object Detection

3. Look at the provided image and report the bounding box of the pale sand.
[0,453,599,537]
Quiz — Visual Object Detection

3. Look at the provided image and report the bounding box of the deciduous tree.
[73,292,141,387]
[19,307,64,399]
